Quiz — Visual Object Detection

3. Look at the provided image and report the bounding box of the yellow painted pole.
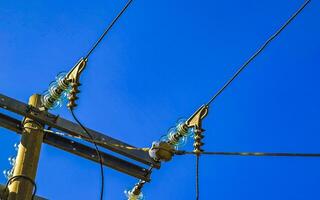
[8,94,44,200]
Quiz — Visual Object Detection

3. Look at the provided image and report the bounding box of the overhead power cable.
[84,0,134,60]
[70,109,105,200]
[176,151,320,157]
[195,155,200,200]
[206,0,311,106]
[67,1,134,200]
[194,1,311,199]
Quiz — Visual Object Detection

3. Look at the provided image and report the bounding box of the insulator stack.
[3,168,13,180]
[13,143,19,151]
[161,119,194,150]
[8,156,16,166]
[41,72,71,109]
[67,82,80,109]
[3,143,18,180]
[168,123,188,145]
[193,128,205,154]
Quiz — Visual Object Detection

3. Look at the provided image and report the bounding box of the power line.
[190,2,312,199]
[181,150,320,200]
[206,0,311,106]
[69,1,135,199]
[70,109,105,200]
[195,155,200,200]
[176,151,320,157]
[84,0,134,60]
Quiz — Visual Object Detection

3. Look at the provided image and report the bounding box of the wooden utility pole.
[8,94,44,200]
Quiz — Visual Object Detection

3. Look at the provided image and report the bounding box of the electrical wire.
[195,155,200,200]
[65,1,311,200]
[176,151,320,157]
[2,175,37,200]
[70,109,105,200]
[178,148,320,200]
[185,149,320,200]
[206,0,311,106]
[66,2,135,199]
[193,2,311,199]
[84,0,134,59]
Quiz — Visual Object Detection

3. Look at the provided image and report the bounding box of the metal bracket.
[185,104,209,130]
[66,58,87,84]
[65,58,87,109]
[185,105,209,154]
[148,105,209,161]
[0,93,160,168]
[0,113,151,181]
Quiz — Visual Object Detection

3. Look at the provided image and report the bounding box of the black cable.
[70,108,105,200]
[176,151,320,157]
[195,155,200,200]
[66,3,135,198]
[84,0,134,59]
[206,0,311,106]
[2,175,37,200]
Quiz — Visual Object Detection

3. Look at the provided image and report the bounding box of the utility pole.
[0,92,155,199]
[8,94,44,200]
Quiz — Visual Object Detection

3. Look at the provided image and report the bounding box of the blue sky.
[0,0,319,199]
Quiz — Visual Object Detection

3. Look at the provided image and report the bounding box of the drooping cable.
[84,0,134,59]
[176,151,320,157]
[64,2,135,200]
[206,0,311,106]
[70,108,105,200]
[195,155,200,200]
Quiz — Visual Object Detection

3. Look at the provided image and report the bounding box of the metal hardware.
[66,58,87,84]
[0,113,151,181]
[66,58,86,109]
[185,105,208,130]
[149,105,209,161]
[41,58,87,110]
[186,105,208,154]
[125,180,146,200]
[148,141,175,162]
[0,93,160,169]
[131,180,146,196]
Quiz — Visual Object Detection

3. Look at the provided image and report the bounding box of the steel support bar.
[45,134,151,181]
[0,93,160,168]
[0,113,151,181]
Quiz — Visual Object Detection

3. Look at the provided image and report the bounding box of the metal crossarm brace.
[0,113,151,181]
[0,93,160,169]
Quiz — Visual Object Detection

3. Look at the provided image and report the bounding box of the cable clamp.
[185,105,209,154]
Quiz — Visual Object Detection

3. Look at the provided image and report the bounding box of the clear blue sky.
[1,0,319,199]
